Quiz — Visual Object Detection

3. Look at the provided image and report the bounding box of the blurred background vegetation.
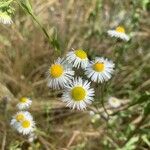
[0,0,150,149]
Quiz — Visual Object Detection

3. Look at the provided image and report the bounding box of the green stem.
[100,83,109,119]
[17,0,60,52]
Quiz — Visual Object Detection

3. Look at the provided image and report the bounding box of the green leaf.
[133,91,150,105]
[0,0,13,9]
[141,0,150,10]
[117,136,139,150]
[144,102,150,115]
[19,0,33,14]
[49,27,60,52]
[142,134,150,147]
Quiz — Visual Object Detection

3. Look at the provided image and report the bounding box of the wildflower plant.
[47,49,115,112]
[2,0,149,149]
[61,77,95,110]
[85,57,115,83]
[10,97,36,135]
[47,57,74,89]
[66,49,89,69]
[107,26,130,41]
[17,97,32,110]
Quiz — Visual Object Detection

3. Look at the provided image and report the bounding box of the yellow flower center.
[16,114,25,122]
[50,64,64,78]
[20,97,28,103]
[93,62,104,72]
[75,49,87,59]
[22,120,31,128]
[116,26,125,33]
[71,86,86,101]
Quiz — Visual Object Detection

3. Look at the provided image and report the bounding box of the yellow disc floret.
[93,62,104,72]
[71,86,86,101]
[75,49,87,59]
[20,97,28,103]
[16,113,25,122]
[116,26,125,33]
[50,64,64,78]
[22,120,31,128]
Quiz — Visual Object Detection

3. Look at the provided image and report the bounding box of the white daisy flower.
[62,77,95,110]
[10,111,33,128]
[17,97,32,110]
[0,11,13,25]
[47,57,74,89]
[85,57,115,83]
[17,119,35,135]
[66,49,88,69]
[107,26,129,41]
[108,97,121,108]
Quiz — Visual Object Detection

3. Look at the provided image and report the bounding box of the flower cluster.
[10,97,36,135]
[47,49,115,110]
